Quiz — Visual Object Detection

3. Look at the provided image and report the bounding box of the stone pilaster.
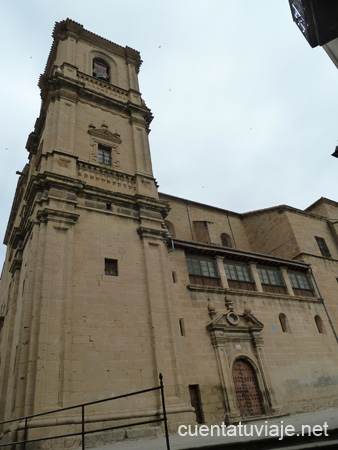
[249,262,263,292]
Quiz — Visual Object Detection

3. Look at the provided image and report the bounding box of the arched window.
[279,313,291,333]
[93,58,110,82]
[221,233,232,248]
[314,315,325,334]
[165,220,176,237]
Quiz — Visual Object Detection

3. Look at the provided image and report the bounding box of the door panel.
[232,359,264,417]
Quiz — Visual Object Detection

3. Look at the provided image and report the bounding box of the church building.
[1,19,338,447]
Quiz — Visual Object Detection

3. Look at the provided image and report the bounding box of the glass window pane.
[187,258,201,276]
[224,264,232,279]
[258,269,269,284]
[298,274,311,289]
[207,261,217,277]
[236,266,245,281]
[243,266,252,282]
[289,273,298,288]
[192,259,201,275]
[289,273,312,290]
[259,268,283,285]
[270,270,278,285]
[229,265,237,280]
[200,260,209,276]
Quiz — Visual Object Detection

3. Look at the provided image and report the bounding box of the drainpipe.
[227,211,237,249]
[186,201,194,241]
[167,238,175,253]
[309,265,338,344]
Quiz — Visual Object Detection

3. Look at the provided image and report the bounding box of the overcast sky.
[1,1,337,268]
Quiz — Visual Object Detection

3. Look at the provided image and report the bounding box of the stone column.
[251,334,279,414]
[215,256,228,288]
[281,267,294,296]
[24,209,78,414]
[209,331,241,423]
[249,262,263,292]
[139,221,195,427]
[126,58,140,91]
[1,263,22,420]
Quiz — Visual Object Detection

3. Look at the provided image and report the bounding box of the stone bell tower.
[0,19,194,440]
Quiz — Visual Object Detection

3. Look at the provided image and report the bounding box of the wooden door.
[232,359,264,417]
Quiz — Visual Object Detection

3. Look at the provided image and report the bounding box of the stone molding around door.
[207,305,279,423]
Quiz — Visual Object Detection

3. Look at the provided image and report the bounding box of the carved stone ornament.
[206,309,277,423]
[88,126,122,144]
[207,298,216,318]
[207,310,264,336]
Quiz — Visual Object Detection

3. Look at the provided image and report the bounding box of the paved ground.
[89,408,338,450]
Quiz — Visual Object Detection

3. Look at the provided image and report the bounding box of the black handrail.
[0,373,170,449]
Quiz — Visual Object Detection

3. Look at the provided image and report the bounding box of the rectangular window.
[258,268,284,286]
[224,262,255,291]
[98,144,112,165]
[104,258,118,276]
[258,268,286,294]
[315,236,331,258]
[186,256,220,287]
[289,272,314,297]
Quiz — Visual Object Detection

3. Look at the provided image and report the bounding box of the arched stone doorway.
[232,358,264,417]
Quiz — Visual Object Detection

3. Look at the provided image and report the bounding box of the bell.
[95,72,109,81]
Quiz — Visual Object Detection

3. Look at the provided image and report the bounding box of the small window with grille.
[98,144,112,166]
[104,258,118,276]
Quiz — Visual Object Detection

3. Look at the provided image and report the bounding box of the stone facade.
[1,19,338,447]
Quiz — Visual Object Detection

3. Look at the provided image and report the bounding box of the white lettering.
[178,425,187,437]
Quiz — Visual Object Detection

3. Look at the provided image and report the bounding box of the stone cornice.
[187,284,320,303]
[159,193,333,223]
[41,19,142,85]
[9,253,22,275]
[243,204,330,222]
[36,208,79,225]
[306,197,338,213]
[172,238,310,271]
[135,194,171,219]
[77,161,137,194]
[4,165,30,246]
[159,192,240,218]
[4,169,169,253]
[137,226,168,241]
[294,252,338,263]
[5,172,83,248]
[38,72,153,132]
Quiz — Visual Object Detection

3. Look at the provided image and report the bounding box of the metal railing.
[0,373,170,449]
